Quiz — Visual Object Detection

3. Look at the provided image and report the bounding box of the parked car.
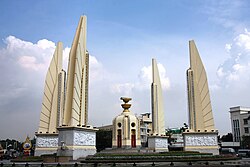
[220,148,236,156]
[2,149,17,160]
[0,150,4,160]
[237,149,250,157]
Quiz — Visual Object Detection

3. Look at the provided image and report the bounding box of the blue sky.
[1,0,250,140]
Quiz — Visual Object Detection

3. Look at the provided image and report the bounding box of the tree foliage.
[242,135,250,148]
[220,133,233,142]
[96,130,112,152]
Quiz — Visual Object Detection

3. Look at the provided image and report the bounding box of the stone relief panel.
[74,131,95,146]
[36,137,58,147]
[155,138,168,148]
[185,135,217,146]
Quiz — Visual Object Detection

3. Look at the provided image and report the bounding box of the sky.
[1,0,250,141]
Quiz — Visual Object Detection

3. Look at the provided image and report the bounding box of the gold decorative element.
[120,97,132,111]
[23,136,32,150]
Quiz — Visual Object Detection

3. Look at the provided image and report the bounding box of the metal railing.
[0,161,250,167]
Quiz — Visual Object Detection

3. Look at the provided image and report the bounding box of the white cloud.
[111,83,135,96]
[1,36,104,79]
[225,44,231,52]
[235,29,250,50]
[18,56,42,71]
[61,47,104,83]
[217,29,250,84]
[138,63,170,91]
[208,29,250,135]
[111,62,170,95]
[63,47,70,70]
[36,39,56,50]
[216,67,225,77]
[89,55,106,82]
[0,35,105,140]
[2,36,57,72]
[157,63,171,90]
[201,1,246,32]
[5,36,34,51]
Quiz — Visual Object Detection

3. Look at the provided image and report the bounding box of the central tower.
[63,15,89,127]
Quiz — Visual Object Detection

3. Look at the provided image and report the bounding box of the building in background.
[139,113,152,147]
[98,125,113,131]
[229,106,250,142]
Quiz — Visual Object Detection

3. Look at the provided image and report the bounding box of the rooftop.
[229,106,250,113]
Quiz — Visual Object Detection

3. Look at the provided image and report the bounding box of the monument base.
[112,139,141,149]
[183,131,219,155]
[35,133,58,156]
[148,136,168,152]
[57,126,98,160]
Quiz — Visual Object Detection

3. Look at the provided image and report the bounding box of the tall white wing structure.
[38,42,65,133]
[151,58,166,135]
[187,40,215,131]
[63,15,89,127]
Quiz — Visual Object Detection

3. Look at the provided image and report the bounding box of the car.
[220,148,236,156]
[0,150,4,160]
[237,149,250,157]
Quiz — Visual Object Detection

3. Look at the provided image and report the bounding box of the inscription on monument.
[155,138,168,148]
[74,131,95,146]
[36,137,58,147]
[185,135,217,146]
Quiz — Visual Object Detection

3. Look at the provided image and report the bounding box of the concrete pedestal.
[183,131,219,155]
[148,136,168,152]
[35,133,58,156]
[57,126,97,160]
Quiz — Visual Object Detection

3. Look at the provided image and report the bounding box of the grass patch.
[11,156,43,162]
[84,151,240,163]
[93,151,212,157]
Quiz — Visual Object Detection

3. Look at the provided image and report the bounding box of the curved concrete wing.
[63,16,89,127]
[38,42,65,133]
[187,40,215,131]
[151,58,166,135]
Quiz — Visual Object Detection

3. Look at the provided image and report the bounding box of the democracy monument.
[35,16,97,160]
[34,15,219,160]
[184,40,219,155]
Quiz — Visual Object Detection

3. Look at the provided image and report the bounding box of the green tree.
[96,130,112,152]
[180,123,189,132]
[220,133,233,142]
[242,135,250,148]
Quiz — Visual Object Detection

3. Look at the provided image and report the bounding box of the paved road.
[0,158,250,166]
